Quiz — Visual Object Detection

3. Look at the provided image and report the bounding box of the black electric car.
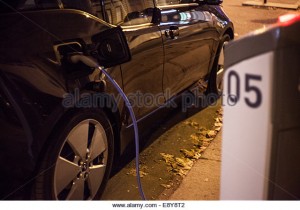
[0,0,233,200]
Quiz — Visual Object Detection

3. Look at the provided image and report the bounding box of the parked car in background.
[0,0,233,200]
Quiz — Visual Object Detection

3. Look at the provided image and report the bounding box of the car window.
[103,0,155,26]
[61,0,103,19]
[90,0,103,19]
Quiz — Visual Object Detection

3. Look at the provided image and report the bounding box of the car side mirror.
[91,26,131,68]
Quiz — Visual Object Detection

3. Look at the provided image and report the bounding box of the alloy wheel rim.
[53,119,108,200]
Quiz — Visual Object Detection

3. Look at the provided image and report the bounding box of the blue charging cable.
[69,54,147,200]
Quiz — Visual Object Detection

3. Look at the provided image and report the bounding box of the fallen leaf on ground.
[218,117,223,122]
[180,149,195,159]
[160,153,175,165]
[217,108,223,116]
[160,153,195,177]
[202,137,214,142]
[193,152,201,159]
[193,140,203,148]
[175,157,193,170]
[215,127,221,132]
[197,130,208,137]
[184,120,200,129]
[126,165,148,177]
[160,184,171,189]
[206,130,217,138]
[190,134,199,142]
[214,122,223,127]
[180,149,201,159]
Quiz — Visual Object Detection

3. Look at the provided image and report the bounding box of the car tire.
[33,108,114,200]
[207,34,231,97]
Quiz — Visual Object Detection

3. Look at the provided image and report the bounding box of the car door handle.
[165,26,179,39]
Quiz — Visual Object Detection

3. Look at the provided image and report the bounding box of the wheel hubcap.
[53,119,108,200]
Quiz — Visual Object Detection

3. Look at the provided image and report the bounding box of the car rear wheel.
[33,109,114,200]
[207,34,231,96]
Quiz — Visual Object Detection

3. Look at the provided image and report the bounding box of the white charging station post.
[220,14,300,200]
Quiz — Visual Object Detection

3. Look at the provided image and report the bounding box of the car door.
[103,0,165,121]
[156,1,220,100]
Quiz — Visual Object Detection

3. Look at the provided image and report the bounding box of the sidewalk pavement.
[168,130,222,200]
[242,0,300,10]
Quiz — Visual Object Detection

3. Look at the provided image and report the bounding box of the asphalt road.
[223,0,300,37]
[102,1,300,200]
